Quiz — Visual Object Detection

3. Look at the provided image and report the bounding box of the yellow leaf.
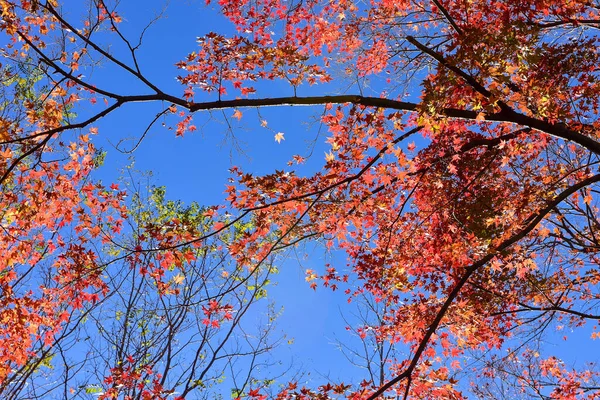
[506,64,519,74]
[274,132,285,143]
[173,274,185,285]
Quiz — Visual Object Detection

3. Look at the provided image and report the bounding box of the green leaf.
[85,385,103,394]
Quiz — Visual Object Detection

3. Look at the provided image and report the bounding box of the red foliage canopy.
[1,0,600,398]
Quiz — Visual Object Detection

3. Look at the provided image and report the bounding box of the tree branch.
[406,36,495,100]
[431,0,463,35]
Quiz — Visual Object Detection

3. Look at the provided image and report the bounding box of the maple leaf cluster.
[203,0,600,397]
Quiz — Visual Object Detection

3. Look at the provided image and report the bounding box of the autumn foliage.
[2,0,600,398]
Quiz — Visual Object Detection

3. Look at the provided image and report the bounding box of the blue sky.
[78,0,378,394]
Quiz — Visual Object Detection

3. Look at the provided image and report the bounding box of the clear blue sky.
[80,0,378,394]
